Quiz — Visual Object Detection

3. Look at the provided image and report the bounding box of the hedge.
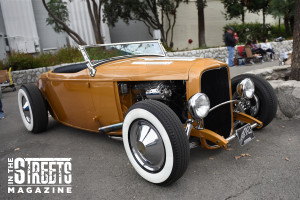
[0,46,122,71]
[223,22,288,44]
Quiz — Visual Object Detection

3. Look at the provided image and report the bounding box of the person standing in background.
[225,27,238,67]
[0,89,4,119]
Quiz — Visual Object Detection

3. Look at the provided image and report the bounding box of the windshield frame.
[79,40,166,67]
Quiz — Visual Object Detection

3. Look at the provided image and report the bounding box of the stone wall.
[11,62,85,86]
[247,65,291,81]
[247,65,300,120]
[167,40,293,62]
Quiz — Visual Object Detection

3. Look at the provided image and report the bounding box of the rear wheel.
[18,84,48,133]
[123,100,189,186]
[231,74,277,129]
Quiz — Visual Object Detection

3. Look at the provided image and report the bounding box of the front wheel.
[123,100,189,186]
[231,74,278,129]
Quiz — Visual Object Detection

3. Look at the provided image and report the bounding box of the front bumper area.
[188,112,263,150]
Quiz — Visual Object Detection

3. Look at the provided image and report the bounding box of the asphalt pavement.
[229,60,281,78]
[0,61,299,200]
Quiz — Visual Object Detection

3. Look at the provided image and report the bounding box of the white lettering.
[26,187,32,193]
[56,162,64,184]
[43,187,49,193]
[8,187,15,193]
[48,162,56,184]
[66,187,72,193]
[14,158,25,184]
[8,158,72,194]
[64,162,72,184]
[57,187,64,193]
[8,176,13,182]
[17,187,24,193]
[31,162,40,184]
[41,162,48,184]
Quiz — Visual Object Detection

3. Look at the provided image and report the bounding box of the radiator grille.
[201,67,232,138]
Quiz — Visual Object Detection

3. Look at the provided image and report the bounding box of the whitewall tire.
[18,84,48,133]
[123,100,189,186]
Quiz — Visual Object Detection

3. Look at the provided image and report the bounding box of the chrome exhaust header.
[99,123,123,134]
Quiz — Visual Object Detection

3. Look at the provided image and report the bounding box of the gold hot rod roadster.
[18,41,277,185]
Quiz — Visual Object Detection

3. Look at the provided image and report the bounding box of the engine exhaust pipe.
[99,123,123,134]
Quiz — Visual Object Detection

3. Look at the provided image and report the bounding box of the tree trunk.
[159,8,167,47]
[198,0,206,47]
[169,12,176,48]
[290,0,300,81]
[86,0,104,44]
[93,0,104,44]
[241,9,245,24]
[86,0,98,42]
[169,1,180,49]
[160,26,167,46]
[262,8,266,35]
[42,0,86,45]
[289,15,294,34]
[284,16,291,36]
[240,0,245,24]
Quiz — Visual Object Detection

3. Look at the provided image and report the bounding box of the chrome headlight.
[236,78,255,99]
[188,93,210,120]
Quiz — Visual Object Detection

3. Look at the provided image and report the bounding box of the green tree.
[290,0,300,81]
[42,0,105,45]
[103,0,183,48]
[246,0,270,32]
[269,0,295,37]
[221,0,247,23]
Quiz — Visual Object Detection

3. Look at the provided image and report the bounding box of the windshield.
[80,40,166,66]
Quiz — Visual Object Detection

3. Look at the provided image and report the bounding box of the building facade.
[0,0,113,60]
[0,0,277,61]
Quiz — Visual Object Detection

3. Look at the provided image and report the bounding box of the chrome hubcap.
[129,120,165,172]
[22,96,31,123]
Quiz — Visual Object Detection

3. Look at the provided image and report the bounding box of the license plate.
[235,124,255,146]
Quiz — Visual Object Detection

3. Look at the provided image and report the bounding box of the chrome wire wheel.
[233,93,260,128]
[236,93,260,117]
[248,94,260,117]
[129,120,165,172]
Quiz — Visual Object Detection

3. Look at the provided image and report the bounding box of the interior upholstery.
[52,63,87,73]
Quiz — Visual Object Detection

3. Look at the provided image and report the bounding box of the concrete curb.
[246,65,300,120]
